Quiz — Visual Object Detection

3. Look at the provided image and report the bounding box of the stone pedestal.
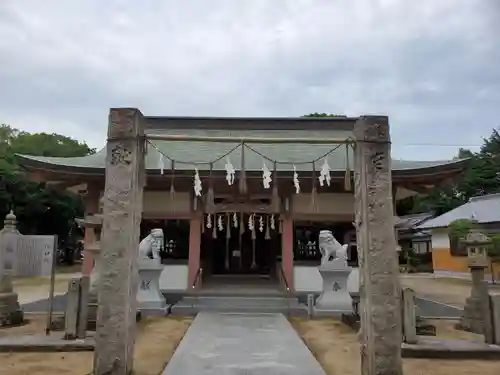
[314,259,352,317]
[347,267,360,316]
[74,215,103,332]
[85,242,101,331]
[136,259,167,316]
[458,259,493,341]
[0,290,23,326]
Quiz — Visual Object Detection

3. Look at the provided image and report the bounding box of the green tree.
[303,112,346,117]
[408,128,500,216]
[0,124,95,163]
[0,124,92,259]
[455,148,474,159]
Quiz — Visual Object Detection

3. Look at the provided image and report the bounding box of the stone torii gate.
[93,108,402,375]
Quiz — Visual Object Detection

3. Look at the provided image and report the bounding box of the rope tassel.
[265,216,271,240]
[226,214,231,239]
[344,144,352,191]
[205,163,215,214]
[271,161,280,213]
[239,142,248,195]
[311,161,318,213]
[170,160,176,212]
[240,213,245,235]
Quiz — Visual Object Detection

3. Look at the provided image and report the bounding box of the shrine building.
[16,113,467,294]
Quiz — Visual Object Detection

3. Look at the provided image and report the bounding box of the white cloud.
[0,0,498,159]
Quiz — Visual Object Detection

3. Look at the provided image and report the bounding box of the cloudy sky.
[0,0,498,160]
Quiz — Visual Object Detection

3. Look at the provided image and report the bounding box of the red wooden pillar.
[281,217,294,290]
[187,216,202,287]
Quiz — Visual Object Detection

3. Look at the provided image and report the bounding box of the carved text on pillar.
[110,144,133,165]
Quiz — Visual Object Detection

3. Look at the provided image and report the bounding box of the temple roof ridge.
[15,145,467,173]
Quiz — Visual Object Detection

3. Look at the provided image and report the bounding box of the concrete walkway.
[161,313,326,375]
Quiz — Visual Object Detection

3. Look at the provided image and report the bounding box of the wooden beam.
[398,183,435,195]
[46,181,87,191]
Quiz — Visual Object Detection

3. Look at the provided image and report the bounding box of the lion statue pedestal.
[137,259,167,316]
[314,230,353,317]
[136,229,168,316]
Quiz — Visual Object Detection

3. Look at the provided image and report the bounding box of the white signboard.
[14,235,56,277]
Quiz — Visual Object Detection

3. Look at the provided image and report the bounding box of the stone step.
[181,296,298,308]
[186,290,285,297]
[170,295,307,316]
[170,303,307,316]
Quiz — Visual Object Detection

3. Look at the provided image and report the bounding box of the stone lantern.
[0,211,23,326]
[457,230,494,342]
[74,198,141,330]
[74,212,103,330]
[465,231,490,261]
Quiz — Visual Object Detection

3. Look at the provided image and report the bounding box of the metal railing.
[278,266,292,316]
[191,267,203,290]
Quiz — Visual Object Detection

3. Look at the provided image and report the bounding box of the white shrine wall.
[159,264,189,291]
[293,265,322,292]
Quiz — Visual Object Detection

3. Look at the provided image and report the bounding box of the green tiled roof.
[16,127,466,172]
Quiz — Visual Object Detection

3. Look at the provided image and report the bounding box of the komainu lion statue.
[319,230,348,265]
[138,228,164,262]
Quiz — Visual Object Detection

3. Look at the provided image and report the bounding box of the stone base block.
[341,313,360,331]
[140,306,169,317]
[416,323,437,336]
[314,307,352,318]
[169,303,196,316]
[416,318,436,336]
[137,259,168,316]
[402,338,500,360]
[0,333,95,353]
[0,291,24,327]
[50,317,65,331]
[0,309,24,327]
[458,295,487,334]
[314,263,352,316]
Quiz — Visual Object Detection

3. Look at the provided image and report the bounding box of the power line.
[395,143,481,148]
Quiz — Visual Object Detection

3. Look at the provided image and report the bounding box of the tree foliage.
[0,124,95,167]
[303,112,346,117]
[404,128,500,215]
[489,234,500,259]
[448,219,478,239]
[302,113,500,217]
[0,124,93,242]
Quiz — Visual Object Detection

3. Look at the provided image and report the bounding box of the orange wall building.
[419,194,500,281]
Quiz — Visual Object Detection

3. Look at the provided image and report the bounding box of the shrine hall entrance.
[201,213,281,277]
